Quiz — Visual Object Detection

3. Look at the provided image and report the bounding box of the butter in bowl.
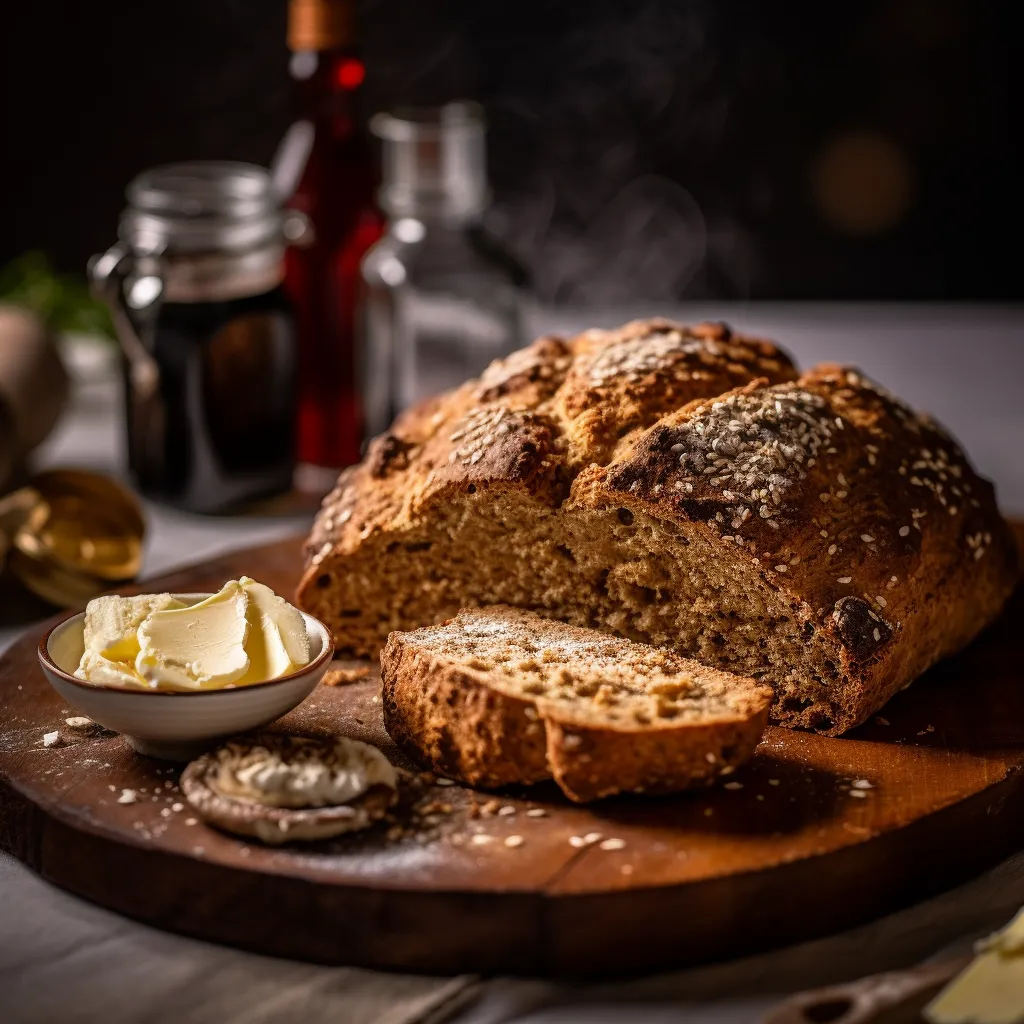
[38,578,334,760]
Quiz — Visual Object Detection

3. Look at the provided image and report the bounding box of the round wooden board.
[2,532,1024,977]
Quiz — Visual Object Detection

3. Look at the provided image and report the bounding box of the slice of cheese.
[926,906,1024,1024]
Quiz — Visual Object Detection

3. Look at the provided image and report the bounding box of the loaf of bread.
[381,607,772,801]
[298,319,1019,735]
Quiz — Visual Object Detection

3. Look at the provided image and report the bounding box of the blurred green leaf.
[0,251,116,340]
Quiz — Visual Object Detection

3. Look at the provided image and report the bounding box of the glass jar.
[359,103,530,440]
[90,162,311,513]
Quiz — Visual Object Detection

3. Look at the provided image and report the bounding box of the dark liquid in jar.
[123,287,297,513]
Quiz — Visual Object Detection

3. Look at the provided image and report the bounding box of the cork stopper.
[288,0,354,52]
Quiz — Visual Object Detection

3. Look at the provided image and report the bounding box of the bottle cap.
[372,102,490,221]
[1,470,145,608]
[288,0,353,53]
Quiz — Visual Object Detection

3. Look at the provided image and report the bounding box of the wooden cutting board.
[2,532,1024,977]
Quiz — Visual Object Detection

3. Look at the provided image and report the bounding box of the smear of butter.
[75,594,185,688]
[926,906,1024,1024]
[136,582,251,690]
[214,738,397,808]
[74,579,311,692]
[236,577,310,685]
[82,593,185,662]
[75,649,149,689]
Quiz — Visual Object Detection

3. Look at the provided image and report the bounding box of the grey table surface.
[2,303,1023,1024]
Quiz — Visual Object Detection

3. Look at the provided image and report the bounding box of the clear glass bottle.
[359,103,530,440]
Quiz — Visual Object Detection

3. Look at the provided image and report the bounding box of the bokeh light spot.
[811,131,915,236]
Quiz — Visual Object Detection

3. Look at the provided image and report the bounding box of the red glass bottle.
[282,0,381,477]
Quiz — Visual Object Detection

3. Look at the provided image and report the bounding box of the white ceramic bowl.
[38,593,335,762]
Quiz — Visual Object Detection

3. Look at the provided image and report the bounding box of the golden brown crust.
[380,642,550,790]
[543,716,766,803]
[300,319,1019,735]
[380,608,772,803]
[300,319,796,566]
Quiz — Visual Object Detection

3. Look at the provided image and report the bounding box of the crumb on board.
[118,789,138,805]
[569,832,604,848]
[322,664,374,686]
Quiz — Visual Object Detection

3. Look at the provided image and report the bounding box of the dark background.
[1,0,1019,302]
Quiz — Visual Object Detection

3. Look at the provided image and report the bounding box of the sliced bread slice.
[380,606,772,802]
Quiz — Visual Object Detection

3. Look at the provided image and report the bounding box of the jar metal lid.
[120,161,289,256]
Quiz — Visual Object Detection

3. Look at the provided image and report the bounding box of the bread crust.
[380,642,550,789]
[380,608,772,803]
[543,715,766,803]
[300,319,1019,735]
